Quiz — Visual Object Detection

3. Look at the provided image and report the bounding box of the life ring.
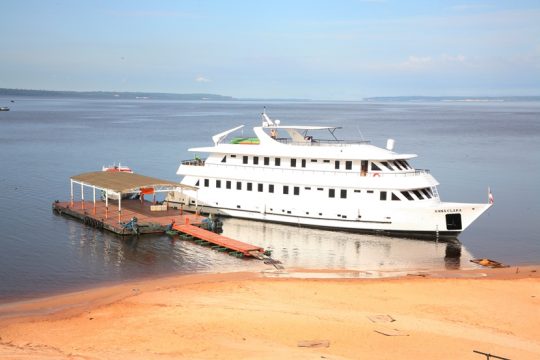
[372,172,381,177]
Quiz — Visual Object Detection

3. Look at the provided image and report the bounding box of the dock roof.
[71,171,194,193]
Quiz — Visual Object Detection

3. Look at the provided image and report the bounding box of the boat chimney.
[386,138,395,151]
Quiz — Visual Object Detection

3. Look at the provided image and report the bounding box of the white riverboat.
[166,111,492,239]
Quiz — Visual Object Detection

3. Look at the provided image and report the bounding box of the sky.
[1,0,539,100]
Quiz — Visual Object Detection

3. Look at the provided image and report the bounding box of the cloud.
[449,3,491,12]
[109,11,196,18]
[399,56,433,69]
[393,54,469,71]
[195,76,211,83]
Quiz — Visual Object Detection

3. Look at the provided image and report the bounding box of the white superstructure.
[167,112,492,239]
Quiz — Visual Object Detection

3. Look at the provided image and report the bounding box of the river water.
[0,97,538,301]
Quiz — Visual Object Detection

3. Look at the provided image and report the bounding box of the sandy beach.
[0,266,539,360]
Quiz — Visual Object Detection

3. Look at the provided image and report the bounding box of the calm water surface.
[0,97,539,301]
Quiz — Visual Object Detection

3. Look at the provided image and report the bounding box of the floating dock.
[53,171,267,258]
[53,199,202,235]
[54,200,265,258]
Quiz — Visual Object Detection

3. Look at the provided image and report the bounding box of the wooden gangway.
[172,223,264,258]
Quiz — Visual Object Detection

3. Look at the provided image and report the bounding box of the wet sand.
[0,266,539,359]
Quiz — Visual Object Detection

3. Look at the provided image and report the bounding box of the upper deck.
[189,113,417,161]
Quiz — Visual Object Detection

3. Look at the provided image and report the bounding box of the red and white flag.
[488,187,494,204]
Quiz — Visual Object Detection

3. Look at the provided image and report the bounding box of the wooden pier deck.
[53,200,202,235]
[53,199,266,258]
[172,224,265,258]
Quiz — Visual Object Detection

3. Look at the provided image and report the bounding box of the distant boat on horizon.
[0,107,10,111]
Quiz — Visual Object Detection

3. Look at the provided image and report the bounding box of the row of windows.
[223,155,379,171]
[379,188,434,201]
[199,178,434,201]
[370,161,411,172]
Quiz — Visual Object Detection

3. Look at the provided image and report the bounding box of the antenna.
[262,107,274,127]
[356,126,365,141]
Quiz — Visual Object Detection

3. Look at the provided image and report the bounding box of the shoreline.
[0,264,536,319]
[1,265,539,359]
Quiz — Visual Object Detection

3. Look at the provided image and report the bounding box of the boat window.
[391,193,400,201]
[401,160,411,169]
[291,158,297,167]
[345,161,352,170]
[258,183,263,192]
[301,159,306,168]
[354,190,361,193]
[283,185,289,194]
[311,159,317,163]
[221,156,226,163]
[361,160,368,176]
[204,179,209,187]
[264,157,269,165]
[216,180,221,188]
[340,189,347,199]
[226,181,231,189]
[230,154,236,158]
[329,189,335,198]
[421,188,432,198]
[253,156,259,165]
[243,156,248,164]
[393,161,403,170]
[323,160,330,163]
[195,180,200,187]
[401,191,414,201]
[236,182,242,190]
[269,184,274,193]
[396,160,408,169]
[380,191,387,200]
[275,158,281,166]
[304,187,311,190]
[371,162,381,171]
[294,186,300,195]
[367,190,374,194]
[317,188,323,191]
[412,190,424,199]
[335,161,340,169]
[381,161,393,171]
[247,182,252,191]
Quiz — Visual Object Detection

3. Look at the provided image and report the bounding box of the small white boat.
[102,163,133,173]
[0,107,10,111]
[101,163,136,200]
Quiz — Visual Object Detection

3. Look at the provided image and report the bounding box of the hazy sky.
[1,0,539,99]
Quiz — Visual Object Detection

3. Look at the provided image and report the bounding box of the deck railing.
[274,138,371,146]
[181,161,431,178]
[181,159,206,166]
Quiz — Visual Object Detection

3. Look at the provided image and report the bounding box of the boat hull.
[166,198,490,241]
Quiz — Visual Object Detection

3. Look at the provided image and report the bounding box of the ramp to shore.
[173,223,264,258]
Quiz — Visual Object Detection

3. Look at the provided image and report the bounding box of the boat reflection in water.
[63,215,471,292]
[221,218,473,271]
